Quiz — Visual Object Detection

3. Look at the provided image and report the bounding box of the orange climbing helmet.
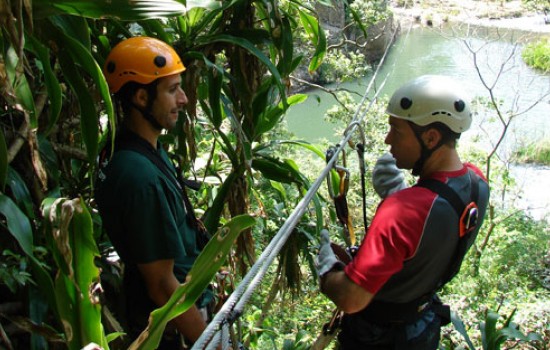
[104,36,186,93]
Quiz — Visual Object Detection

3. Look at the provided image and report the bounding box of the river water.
[285,24,550,220]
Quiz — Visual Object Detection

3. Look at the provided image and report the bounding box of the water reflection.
[286,24,550,150]
[285,24,550,219]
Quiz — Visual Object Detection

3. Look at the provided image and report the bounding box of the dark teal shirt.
[95,129,211,331]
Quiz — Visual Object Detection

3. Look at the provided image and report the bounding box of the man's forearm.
[173,304,207,342]
[321,270,374,314]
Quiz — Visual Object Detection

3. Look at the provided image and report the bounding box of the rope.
[191,24,400,350]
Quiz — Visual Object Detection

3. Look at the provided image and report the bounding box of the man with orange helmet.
[96,37,212,348]
[317,75,490,349]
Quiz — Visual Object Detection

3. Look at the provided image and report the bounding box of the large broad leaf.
[6,167,35,219]
[57,50,99,164]
[451,311,476,350]
[208,67,224,128]
[252,156,297,184]
[41,198,108,350]
[198,34,288,108]
[481,310,500,350]
[0,194,34,255]
[0,194,58,320]
[5,46,37,128]
[254,93,307,138]
[33,0,221,20]
[25,35,63,136]
[0,128,8,191]
[129,214,256,350]
[202,171,239,234]
[298,9,326,74]
[41,16,114,164]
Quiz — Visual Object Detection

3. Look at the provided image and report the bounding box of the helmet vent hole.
[431,111,452,116]
[106,61,116,74]
[154,56,167,68]
[400,97,413,110]
[454,100,465,112]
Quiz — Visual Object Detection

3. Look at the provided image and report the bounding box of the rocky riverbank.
[389,0,550,34]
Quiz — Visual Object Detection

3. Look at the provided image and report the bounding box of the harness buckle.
[459,202,478,238]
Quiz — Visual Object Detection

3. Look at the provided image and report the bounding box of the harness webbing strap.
[359,171,481,325]
[103,128,210,244]
[416,179,466,218]
[416,171,480,289]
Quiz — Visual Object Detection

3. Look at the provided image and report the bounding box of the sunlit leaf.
[5,46,37,127]
[298,9,326,73]
[130,214,256,350]
[254,93,307,137]
[42,198,108,350]
[451,311,476,350]
[198,34,288,108]
[252,157,296,184]
[33,0,219,20]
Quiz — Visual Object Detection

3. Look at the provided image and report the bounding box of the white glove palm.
[316,229,344,277]
[372,153,407,198]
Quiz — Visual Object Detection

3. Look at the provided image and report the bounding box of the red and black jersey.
[345,163,489,303]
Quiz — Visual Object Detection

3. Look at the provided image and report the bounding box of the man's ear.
[422,128,442,150]
[132,88,148,108]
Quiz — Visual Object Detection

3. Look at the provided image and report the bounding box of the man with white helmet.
[96,37,213,348]
[317,75,490,349]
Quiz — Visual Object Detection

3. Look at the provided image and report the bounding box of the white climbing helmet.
[386,75,472,133]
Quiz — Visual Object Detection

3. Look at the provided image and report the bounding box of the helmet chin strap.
[131,102,163,131]
[411,128,444,177]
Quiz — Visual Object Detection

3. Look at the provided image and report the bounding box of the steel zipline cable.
[193,24,403,350]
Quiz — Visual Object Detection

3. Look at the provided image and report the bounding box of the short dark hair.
[114,79,160,117]
[409,121,461,148]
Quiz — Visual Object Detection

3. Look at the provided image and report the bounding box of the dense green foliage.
[522,0,550,13]
[1,0,549,349]
[513,139,550,165]
[239,115,550,349]
[522,39,550,72]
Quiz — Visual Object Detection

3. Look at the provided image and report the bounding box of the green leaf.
[269,180,287,201]
[0,194,58,321]
[199,34,288,108]
[348,3,369,38]
[481,310,500,349]
[254,93,307,137]
[25,35,63,136]
[138,19,171,42]
[6,167,35,219]
[34,0,190,20]
[57,50,99,164]
[276,16,295,76]
[274,140,326,159]
[208,67,224,128]
[203,171,239,234]
[252,157,296,184]
[0,128,7,191]
[0,194,34,255]
[131,215,256,350]
[451,311,476,350]
[42,198,108,350]
[45,16,114,164]
[298,9,326,73]
[5,46,37,128]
